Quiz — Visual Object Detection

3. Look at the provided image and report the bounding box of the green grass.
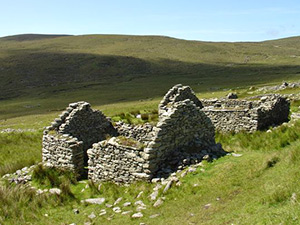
[1,119,300,224]
[0,131,42,176]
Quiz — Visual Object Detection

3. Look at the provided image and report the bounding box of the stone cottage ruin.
[201,94,290,133]
[42,84,289,183]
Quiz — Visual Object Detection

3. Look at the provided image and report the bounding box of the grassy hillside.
[1,34,300,120]
[2,120,300,225]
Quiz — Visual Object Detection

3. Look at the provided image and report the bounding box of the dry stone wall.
[42,134,84,175]
[159,84,203,115]
[42,101,117,175]
[256,95,290,129]
[201,94,290,133]
[87,85,224,183]
[88,137,150,183]
[114,122,154,143]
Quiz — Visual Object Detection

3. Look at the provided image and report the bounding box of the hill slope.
[1,34,300,120]
[1,34,300,100]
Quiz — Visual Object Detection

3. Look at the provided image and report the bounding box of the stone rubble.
[132,212,143,218]
[82,197,105,205]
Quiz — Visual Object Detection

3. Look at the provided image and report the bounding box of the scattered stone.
[153,198,164,207]
[49,188,61,195]
[73,209,80,214]
[106,203,113,208]
[149,190,159,201]
[291,193,297,204]
[44,214,49,217]
[99,209,107,216]
[82,198,105,205]
[188,167,196,173]
[231,153,242,157]
[88,212,96,219]
[123,202,131,207]
[122,211,132,215]
[136,206,147,211]
[149,214,160,218]
[181,170,188,178]
[202,155,210,161]
[136,191,144,198]
[114,197,123,205]
[134,200,146,207]
[132,212,143,218]
[36,189,44,195]
[153,184,162,191]
[113,207,122,213]
[84,222,92,225]
[204,203,211,209]
[151,178,160,183]
[176,181,182,186]
[163,180,173,193]
[227,92,238,99]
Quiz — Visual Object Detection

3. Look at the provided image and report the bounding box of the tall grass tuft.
[32,164,77,188]
[0,131,42,176]
[216,121,300,152]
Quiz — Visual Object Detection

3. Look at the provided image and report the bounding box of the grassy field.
[2,34,300,224]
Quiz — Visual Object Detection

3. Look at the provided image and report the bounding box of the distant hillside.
[0,34,300,101]
[1,34,72,41]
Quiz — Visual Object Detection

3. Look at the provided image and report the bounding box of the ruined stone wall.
[87,99,222,183]
[42,84,290,184]
[257,95,290,129]
[146,99,220,173]
[201,99,254,109]
[202,95,289,133]
[159,84,203,115]
[114,122,154,143]
[42,101,117,174]
[87,85,225,183]
[88,137,151,183]
[203,109,259,133]
[56,102,117,151]
[42,134,84,175]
